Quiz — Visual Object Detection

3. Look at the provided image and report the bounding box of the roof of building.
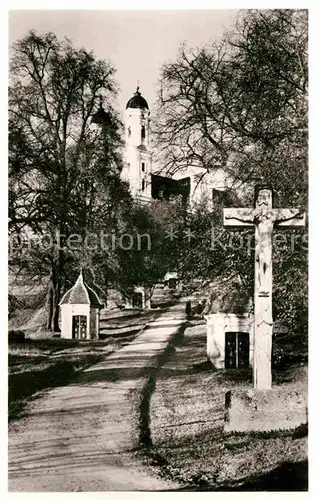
[203,279,252,315]
[59,271,103,308]
[126,87,149,110]
[164,272,178,281]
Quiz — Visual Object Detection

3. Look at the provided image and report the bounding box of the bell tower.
[122,87,152,200]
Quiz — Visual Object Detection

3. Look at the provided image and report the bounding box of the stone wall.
[224,388,307,432]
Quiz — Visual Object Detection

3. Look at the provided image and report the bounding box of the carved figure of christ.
[223,188,305,390]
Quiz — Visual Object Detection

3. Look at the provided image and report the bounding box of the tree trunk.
[46,247,64,332]
[53,279,61,332]
[46,283,54,331]
[46,272,60,331]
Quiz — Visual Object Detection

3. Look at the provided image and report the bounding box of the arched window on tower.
[142,179,145,191]
[141,125,146,140]
[128,126,131,138]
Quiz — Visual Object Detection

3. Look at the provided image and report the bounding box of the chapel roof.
[203,280,252,315]
[59,271,103,308]
[126,87,149,110]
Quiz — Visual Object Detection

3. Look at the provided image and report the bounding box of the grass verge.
[9,339,108,420]
[146,320,308,491]
[138,323,187,450]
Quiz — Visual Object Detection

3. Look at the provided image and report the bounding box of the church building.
[92,86,247,207]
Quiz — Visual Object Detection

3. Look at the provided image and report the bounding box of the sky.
[8,9,238,116]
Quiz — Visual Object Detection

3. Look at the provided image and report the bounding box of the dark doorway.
[225,332,249,369]
[72,315,87,340]
[132,292,143,309]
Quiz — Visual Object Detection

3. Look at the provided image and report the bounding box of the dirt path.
[8,301,187,492]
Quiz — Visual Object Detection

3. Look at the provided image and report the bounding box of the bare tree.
[153,10,308,335]
[9,31,125,331]
[153,9,307,206]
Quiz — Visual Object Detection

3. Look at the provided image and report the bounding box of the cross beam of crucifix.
[223,187,306,390]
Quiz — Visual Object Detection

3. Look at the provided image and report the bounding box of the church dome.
[126,87,149,110]
[91,98,112,126]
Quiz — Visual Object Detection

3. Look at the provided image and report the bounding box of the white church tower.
[121,87,152,201]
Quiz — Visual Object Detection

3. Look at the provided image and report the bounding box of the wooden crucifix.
[224,187,306,390]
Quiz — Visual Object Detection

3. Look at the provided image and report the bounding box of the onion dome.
[59,271,103,308]
[91,97,112,126]
[126,86,149,110]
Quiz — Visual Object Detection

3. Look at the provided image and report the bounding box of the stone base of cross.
[223,187,305,390]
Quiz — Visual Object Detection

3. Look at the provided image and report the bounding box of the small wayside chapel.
[204,283,254,370]
[59,271,103,340]
[124,286,152,309]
